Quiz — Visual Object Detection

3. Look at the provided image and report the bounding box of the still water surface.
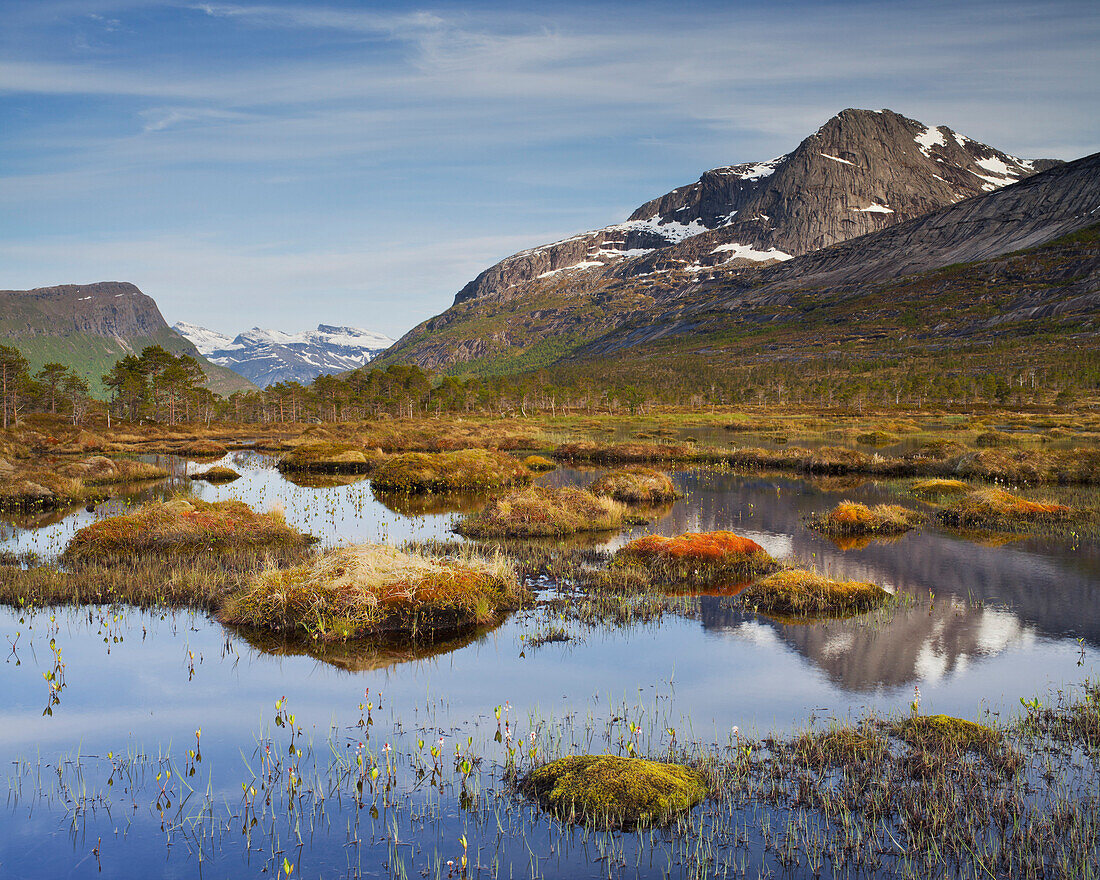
[0,452,1096,878]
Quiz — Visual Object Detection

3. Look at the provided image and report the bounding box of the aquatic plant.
[220,542,522,640]
[520,754,707,829]
[371,449,531,493]
[588,465,678,504]
[454,486,625,538]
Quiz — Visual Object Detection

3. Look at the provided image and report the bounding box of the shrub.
[219,543,521,640]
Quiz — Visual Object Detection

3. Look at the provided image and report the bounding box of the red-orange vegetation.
[620,531,766,563]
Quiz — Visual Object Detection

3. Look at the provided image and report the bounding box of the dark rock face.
[449,109,1054,307]
[0,281,169,339]
[388,108,1065,371]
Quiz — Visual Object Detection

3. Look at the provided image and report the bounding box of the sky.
[0,0,1097,340]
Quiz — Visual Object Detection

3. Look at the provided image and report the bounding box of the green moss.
[521,755,707,828]
[278,442,377,474]
[894,714,1001,752]
[190,466,241,483]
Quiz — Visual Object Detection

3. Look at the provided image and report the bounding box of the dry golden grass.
[740,569,888,617]
[553,441,695,464]
[939,488,1074,530]
[455,486,626,538]
[588,466,678,504]
[909,478,971,497]
[371,448,531,493]
[220,542,521,640]
[808,501,921,536]
[63,498,311,560]
[58,455,168,485]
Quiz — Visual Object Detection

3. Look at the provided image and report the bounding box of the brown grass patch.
[808,501,921,536]
[938,488,1074,530]
[219,542,521,640]
[740,569,888,617]
[63,498,311,561]
[589,466,678,504]
[553,441,695,464]
[371,448,531,493]
[180,440,228,459]
[455,486,625,538]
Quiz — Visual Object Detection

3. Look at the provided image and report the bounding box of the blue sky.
[1,0,1097,339]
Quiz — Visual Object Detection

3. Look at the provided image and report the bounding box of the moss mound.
[552,441,695,464]
[893,714,1001,752]
[371,449,531,493]
[220,543,521,640]
[278,442,379,474]
[190,466,241,483]
[975,431,1017,448]
[613,530,777,588]
[909,478,971,497]
[524,454,558,472]
[939,488,1073,530]
[589,466,678,504]
[63,499,310,561]
[855,431,898,446]
[180,440,228,460]
[808,501,920,536]
[455,486,625,538]
[521,755,706,828]
[741,569,888,617]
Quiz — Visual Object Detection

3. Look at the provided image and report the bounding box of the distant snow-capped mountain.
[172,322,394,387]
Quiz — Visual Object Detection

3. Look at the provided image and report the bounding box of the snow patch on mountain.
[173,322,394,387]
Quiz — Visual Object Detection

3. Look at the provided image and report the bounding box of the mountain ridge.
[380,108,1067,373]
[173,322,394,387]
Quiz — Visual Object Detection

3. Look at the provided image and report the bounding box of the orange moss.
[621,530,767,563]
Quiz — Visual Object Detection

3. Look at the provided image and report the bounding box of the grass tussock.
[893,714,1002,753]
[740,569,888,617]
[808,501,921,536]
[219,542,521,640]
[278,442,380,474]
[523,454,558,472]
[371,448,531,493]
[939,488,1074,531]
[909,478,971,497]
[190,465,241,483]
[553,441,695,464]
[63,498,311,561]
[0,455,169,511]
[455,486,626,538]
[180,440,228,459]
[855,430,898,446]
[588,466,678,504]
[520,755,707,829]
[610,531,778,589]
